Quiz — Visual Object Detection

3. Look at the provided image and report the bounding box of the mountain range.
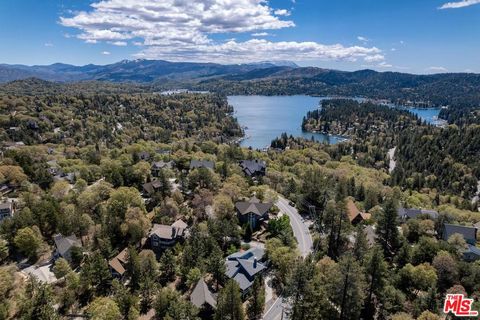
[0,59,298,83]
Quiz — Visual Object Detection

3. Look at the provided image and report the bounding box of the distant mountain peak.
[248,60,299,68]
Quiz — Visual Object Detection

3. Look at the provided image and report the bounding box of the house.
[151,161,173,177]
[442,224,477,245]
[190,278,217,313]
[142,180,164,196]
[109,248,128,279]
[235,196,272,229]
[0,184,13,196]
[225,247,267,295]
[239,160,266,178]
[346,198,371,225]
[397,207,438,221]
[189,160,214,170]
[0,201,15,222]
[53,234,82,262]
[149,219,187,250]
[463,244,480,262]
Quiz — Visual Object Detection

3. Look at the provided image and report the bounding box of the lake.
[228,95,441,150]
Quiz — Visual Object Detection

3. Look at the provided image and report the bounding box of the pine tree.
[332,254,366,320]
[376,198,400,258]
[248,276,265,320]
[18,278,59,320]
[215,280,244,320]
[353,226,369,262]
[126,247,141,291]
[363,246,388,319]
[286,258,316,320]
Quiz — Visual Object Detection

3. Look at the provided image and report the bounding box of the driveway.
[263,196,314,320]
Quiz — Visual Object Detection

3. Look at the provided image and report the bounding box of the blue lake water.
[228,95,441,150]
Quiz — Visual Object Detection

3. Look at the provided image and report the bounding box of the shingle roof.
[443,224,477,244]
[142,180,163,195]
[190,279,216,309]
[172,219,188,236]
[239,160,266,176]
[235,197,272,217]
[190,160,214,170]
[238,258,266,277]
[152,161,172,169]
[0,201,13,210]
[109,248,128,275]
[225,247,267,292]
[233,272,253,291]
[398,207,438,220]
[149,224,176,240]
[53,234,81,257]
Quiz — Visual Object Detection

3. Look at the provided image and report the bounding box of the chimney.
[254,257,257,268]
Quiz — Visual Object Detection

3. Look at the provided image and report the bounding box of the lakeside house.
[149,219,187,250]
[235,196,272,229]
[397,207,439,221]
[225,247,267,295]
[53,234,82,262]
[239,159,266,178]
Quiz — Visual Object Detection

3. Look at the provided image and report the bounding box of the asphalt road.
[263,196,314,320]
[276,196,313,258]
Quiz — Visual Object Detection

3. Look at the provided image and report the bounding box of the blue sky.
[0,0,479,74]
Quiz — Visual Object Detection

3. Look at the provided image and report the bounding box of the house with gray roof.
[239,160,266,178]
[53,234,82,262]
[190,278,217,310]
[142,179,164,196]
[225,247,266,295]
[463,244,480,262]
[397,207,438,221]
[189,160,214,170]
[442,224,477,245]
[0,201,15,222]
[149,219,187,250]
[151,161,173,177]
[235,196,272,229]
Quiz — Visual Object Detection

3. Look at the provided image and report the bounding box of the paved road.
[263,196,314,320]
[276,196,313,258]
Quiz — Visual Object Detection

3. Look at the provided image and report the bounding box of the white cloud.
[134,39,383,64]
[251,32,269,37]
[60,0,384,64]
[357,36,369,42]
[44,42,54,47]
[427,66,448,72]
[439,0,480,9]
[274,9,291,16]
[363,54,384,63]
[109,41,128,46]
[101,51,111,55]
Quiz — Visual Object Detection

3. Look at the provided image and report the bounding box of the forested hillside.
[300,99,480,200]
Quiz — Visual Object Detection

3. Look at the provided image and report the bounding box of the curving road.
[263,196,314,320]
